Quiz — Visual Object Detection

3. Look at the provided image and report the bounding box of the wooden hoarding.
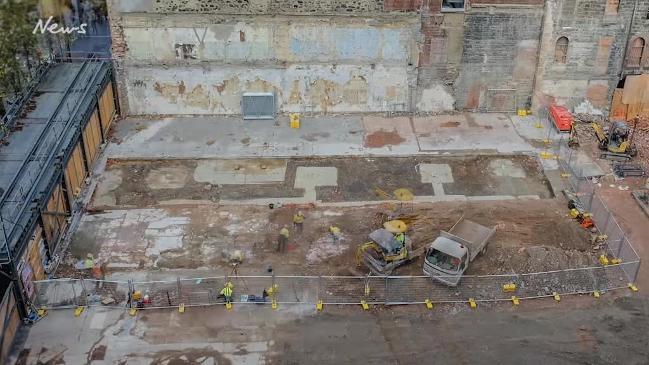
[98,83,116,134]
[41,184,69,250]
[82,110,102,168]
[63,143,87,206]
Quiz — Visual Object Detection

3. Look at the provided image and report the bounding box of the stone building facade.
[107,0,649,116]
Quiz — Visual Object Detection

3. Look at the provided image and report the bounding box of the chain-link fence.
[31,259,637,310]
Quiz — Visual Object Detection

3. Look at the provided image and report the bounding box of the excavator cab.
[592,121,637,160]
[357,220,418,275]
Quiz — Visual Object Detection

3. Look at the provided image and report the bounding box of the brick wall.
[455,8,543,111]
[532,0,646,114]
[623,0,649,74]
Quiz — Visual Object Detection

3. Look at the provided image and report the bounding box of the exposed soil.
[63,199,597,278]
[95,155,553,208]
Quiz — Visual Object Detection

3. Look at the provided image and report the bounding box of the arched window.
[554,37,569,64]
[627,37,645,66]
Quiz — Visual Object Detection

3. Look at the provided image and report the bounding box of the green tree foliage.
[0,0,38,103]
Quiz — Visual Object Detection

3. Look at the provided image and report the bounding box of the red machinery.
[549,105,573,132]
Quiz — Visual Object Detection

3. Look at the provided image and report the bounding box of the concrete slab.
[92,169,123,208]
[294,167,338,201]
[510,115,562,142]
[194,159,287,185]
[414,114,534,154]
[489,159,526,178]
[109,116,366,159]
[108,113,539,159]
[362,115,418,154]
[419,163,453,196]
[145,166,189,189]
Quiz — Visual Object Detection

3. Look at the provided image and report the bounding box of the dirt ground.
[571,117,648,189]
[62,198,596,279]
[94,155,553,208]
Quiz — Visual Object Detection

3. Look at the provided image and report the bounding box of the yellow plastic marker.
[540,151,554,159]
[468,298,477,309]
[593,291,600,299]
[425,299,433,310]
[37,307,47,317]
[226,302,233,310]
[272,299,278,310]
[74,306,85,317]
[503,283,516,292]
[560,173,571,178]
[178,303,185,313]
[129,308,137,316]
[511,296,520,306]
[316,300,323,311]
[610,258,622,265]
[628,283,639,292]
[360,300,369,310]
[553,292,561,302]
[535,122,544,129]
[289,113,300,129]
[543,138,552,144]
[599,255,610,266]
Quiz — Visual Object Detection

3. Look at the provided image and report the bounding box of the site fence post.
[617,235,625,257]
[588,189,595,211]
[80,279,88,307]
[316,276,321,303]
[176,277,181,305]
[384,276,389,305]
[71,280,78,307]
[602,210,611,238]
[127,279,133,308]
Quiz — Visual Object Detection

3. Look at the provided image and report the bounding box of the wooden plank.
[84,114,100,167]
[610,88,628,120]
[25,226,45,281]
[42,184,69,248]
[0,288,20,364]
[64,143,87,205]
[99,84,115,134]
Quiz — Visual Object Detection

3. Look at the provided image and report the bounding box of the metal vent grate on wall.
[242,92,275,120]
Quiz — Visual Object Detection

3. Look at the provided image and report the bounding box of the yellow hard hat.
[383,220,407,233]
[226,282,234,289]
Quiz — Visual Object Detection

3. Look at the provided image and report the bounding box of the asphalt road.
[11,295,649,364]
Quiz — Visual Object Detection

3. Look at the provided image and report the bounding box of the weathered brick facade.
[107,0,649,115]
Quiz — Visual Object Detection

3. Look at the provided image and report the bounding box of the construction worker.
[84,253,94,269]
[293,211,305,234]
[329,226,341,243]
[220,282,234,304]
[395,232,405,245]
[278,225,290,253]
[92,261,104,289]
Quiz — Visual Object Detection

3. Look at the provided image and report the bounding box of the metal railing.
[0,58,108,258]
[0,61,52,141]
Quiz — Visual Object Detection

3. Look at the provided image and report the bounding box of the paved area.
[92,155,552,208]
[107,113,537,159]
[10,296,649,364]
